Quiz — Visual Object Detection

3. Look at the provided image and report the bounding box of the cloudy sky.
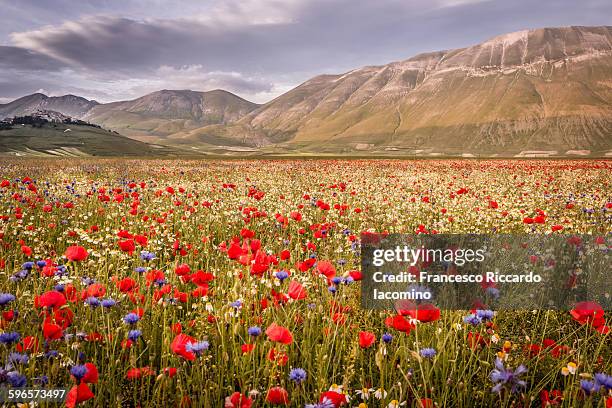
[1,0,611,104]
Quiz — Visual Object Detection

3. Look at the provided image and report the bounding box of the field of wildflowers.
[0,159,610,407]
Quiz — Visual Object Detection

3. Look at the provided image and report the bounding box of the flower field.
[0,159,610,407]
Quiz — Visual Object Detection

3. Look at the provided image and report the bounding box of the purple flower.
[275,271,289,282]
[490,358,527,394]
[85,297,100,307]
[580,380,601,395]
[123,313,140,324]
[0,332,20,345]
[101,298,116,308]
[70,365,88,380]
[476,309,495,321]
[594,373,612,390]
[463,314,482,326]
[7,372,26,387]
[185,341,209,355]
[306,398,335,408]
[128,330,142,342]
[420,348,436,359]
[289,368,307,384]
[8,352,29,365]
[382,333,393,343]
[248,326,261,337]
[0,293,15,306]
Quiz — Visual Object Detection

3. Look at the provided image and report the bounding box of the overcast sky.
[1,0,611,104]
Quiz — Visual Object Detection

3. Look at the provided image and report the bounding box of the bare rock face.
[228,25,612,155]
[0,94,98,120]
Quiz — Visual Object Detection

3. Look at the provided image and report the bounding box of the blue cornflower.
[8,352,29,365]
[490,358,527,394]
[0,293,15,306]
[85,297,100,307]
[463,314,482,326]
[0,332,20,344]
[134,266,147,273]
[331,276,343,285]
[328,286,337,294]
[128,330,142,342]
[22,262,34,270]
[70,365,88,380]
[123,313,140,324]
[101,298,116,308]
[36,260,47,268]
[81,277,95,286]
[54,284,65,292]
[580,380,601,395]
[186,341,209,355]
[476,310,495,321]
[289,368,307,384]
[382,333,393,343]
[43,350,58,359]
[248,326,262,337]
[420,348,437,359]
[305,398,335,408]
[7,372,26,387]
[140,251,156,261]
[275,271,289,282]
[594,373,612,390]
[230,300,242,309]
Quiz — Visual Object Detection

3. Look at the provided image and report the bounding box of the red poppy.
[117,277,137,292]
[82,363,99,384]
[225,392,253,408]
[171,333,197,360]
[65,245,89,262]
[570,301,606,330]
[16,336,39,353]
[320,391,348,407]
[266,387,289,405]
[126,367,155,379]
[35,290,66,309]
[288,280,307,300]
[403,302,440,323]
[265,323,293,344]
[85,283,106,298]
[65,383,94,408]
[540,390,563,406]
[358,331,376,348]
[43,322,63,340]
[384,315,415,334]
[118,239,136,254]
[317,261,336,278]
[163,367,178,377]
[241,344,255,354]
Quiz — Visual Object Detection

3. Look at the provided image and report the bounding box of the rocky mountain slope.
[196,25,611,156]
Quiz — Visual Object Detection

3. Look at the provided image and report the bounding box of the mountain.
[191,25,612,156]
[0,94,98,120]
[0,112,181,157]
[82,89,260,142]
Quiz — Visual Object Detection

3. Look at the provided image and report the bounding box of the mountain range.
[1,25,611,157]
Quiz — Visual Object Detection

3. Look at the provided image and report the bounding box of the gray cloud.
[2,0,612,103]
[0,46,67,71]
